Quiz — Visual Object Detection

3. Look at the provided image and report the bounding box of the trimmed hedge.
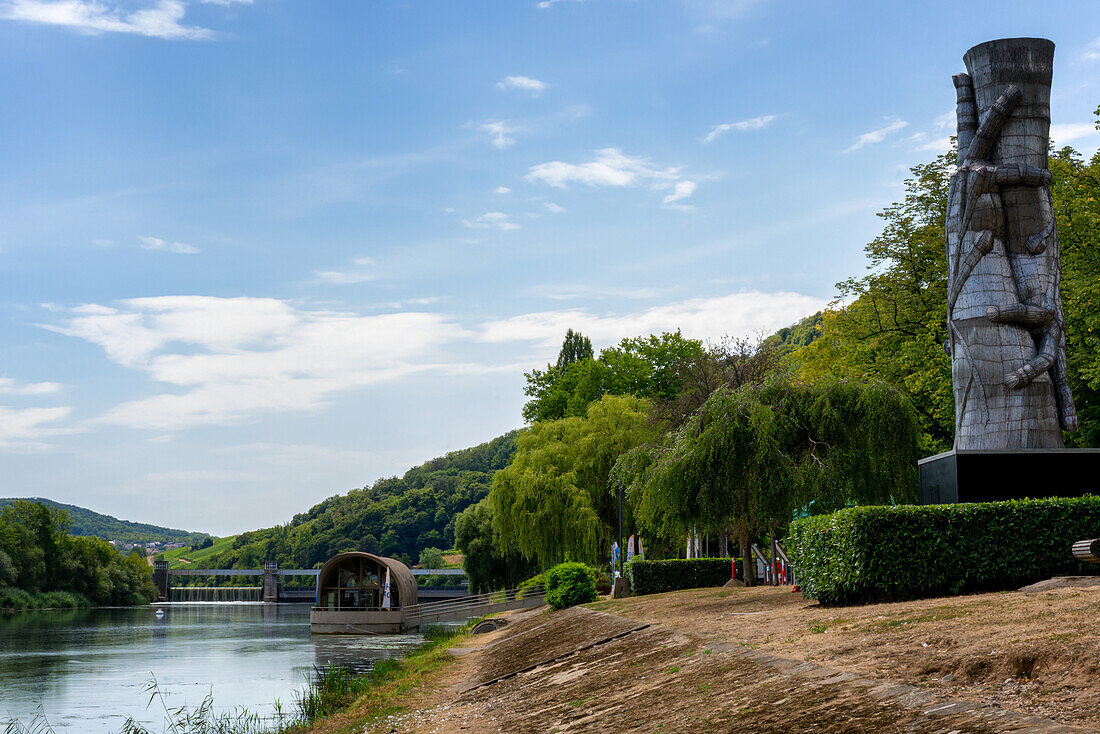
[626,558,741,595]
[786,496,1100,605]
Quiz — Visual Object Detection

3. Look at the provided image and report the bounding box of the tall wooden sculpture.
[946,38,1077,450]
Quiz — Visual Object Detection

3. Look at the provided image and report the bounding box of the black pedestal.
[918,449,1100,504]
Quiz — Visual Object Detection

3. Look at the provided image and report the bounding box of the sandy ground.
[359,582,1100,733]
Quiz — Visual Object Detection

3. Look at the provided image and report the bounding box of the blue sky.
[1,0,1098,534]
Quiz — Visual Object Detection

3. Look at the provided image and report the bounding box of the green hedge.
[545,562,597,609]
[626,558,741,595]
[786,497,1100,605]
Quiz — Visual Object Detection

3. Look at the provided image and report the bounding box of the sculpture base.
[919,449,1100,505]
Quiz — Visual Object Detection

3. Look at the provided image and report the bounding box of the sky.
[1,0,1099,535]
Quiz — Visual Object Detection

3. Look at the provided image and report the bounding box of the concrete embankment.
[359,587,1096,733]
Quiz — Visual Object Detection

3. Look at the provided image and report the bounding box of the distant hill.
[764,311,824,356]
[198,430,519,570]
[0,497,209,546]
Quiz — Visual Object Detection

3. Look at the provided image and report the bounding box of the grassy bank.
[0,588,92,611]
[291,623,469,734]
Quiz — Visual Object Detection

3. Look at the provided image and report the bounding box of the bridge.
[152,562,469,603]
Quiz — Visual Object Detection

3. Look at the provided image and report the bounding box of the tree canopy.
[490,394,659,566]
[522,331,708,423]
[613,378,920,553]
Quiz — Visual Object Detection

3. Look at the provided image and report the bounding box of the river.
[0,603,428,733]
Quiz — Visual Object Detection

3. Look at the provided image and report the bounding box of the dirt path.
[362,588,1095,733]
[592,584,1100,730]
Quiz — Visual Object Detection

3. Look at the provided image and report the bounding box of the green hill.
[0,497,209,547]
[197,431,519,570]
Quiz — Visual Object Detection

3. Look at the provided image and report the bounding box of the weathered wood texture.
[947,38,1077,449]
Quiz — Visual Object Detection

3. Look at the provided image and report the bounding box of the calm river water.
[0,603,428,733]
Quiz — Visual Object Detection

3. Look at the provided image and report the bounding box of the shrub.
[626,558,741,595]
[787,497,1100,605]
[0,587,36,610]
[517,572,545,599]
[37,591,90,609]
[544,562,597,609]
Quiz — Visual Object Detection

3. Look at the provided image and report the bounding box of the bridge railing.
[309,585,545,620]
[401,584,546,625]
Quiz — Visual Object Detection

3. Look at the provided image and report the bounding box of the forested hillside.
[0,497,207,546]
[194,431,518,569]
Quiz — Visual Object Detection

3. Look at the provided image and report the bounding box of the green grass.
[156,536,237,569]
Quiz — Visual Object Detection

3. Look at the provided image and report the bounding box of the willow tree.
[489,394,658,567]
[613,378,919,579]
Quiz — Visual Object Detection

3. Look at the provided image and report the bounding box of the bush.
[544,562,597,609]
[626,558,740,595]
[517,572,545,599]
[787,497,1100,605]
[0,587,36,610]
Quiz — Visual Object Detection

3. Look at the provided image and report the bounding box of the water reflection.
[0,603,427,733]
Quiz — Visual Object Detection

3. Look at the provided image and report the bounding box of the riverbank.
[0,589,92,611]
[307,583,1100,733]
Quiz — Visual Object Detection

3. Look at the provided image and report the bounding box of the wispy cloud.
[661,180,696,211]
[481,120,516,149]
[494,186,511,194]
[527,147,697,210]
[41,296,475,430]
[481,291,827,350]
[1083,36,1100,60]
[1051,122,1100,145]
[461,212,521,231]
[314,256,375,285]
[702,114,777,143]
[843,118,908,153]
[0,405,75,452]
[496,75,547,96]
[0,0,214,40]
[543,201,566,214]
[138,235,200,254]
[0,376,63,395]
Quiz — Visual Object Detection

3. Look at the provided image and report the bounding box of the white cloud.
[494,186,512,194]
[843,119,908,153]
[0,376,62,395]
[0,405,75,451]
[702,114,777,143]
[481,120,516,149]
[1,0,213,40]
[543,201,566,214]
[138,236,200,255]
[314,256,375,285]
[1083,37,1100,60]
[496,75,547,96]
[933,110,955,131]
[42,296,475,430]
[480,291,828,350]
[1050,122,1099,145]
[201,0,251,4]
[527,148,697,210]
[527,148,675,188]
[461,212,521,231]
[662,180,696,210]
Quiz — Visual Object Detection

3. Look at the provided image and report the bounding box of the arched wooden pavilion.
[310,552,418,634]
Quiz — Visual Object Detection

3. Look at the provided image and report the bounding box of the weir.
[152,560,470,604]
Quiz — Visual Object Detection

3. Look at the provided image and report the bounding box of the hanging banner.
[626,535,636,564]
[636,537,644,560]
[381,568,392,610]
[611,541,620,572]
